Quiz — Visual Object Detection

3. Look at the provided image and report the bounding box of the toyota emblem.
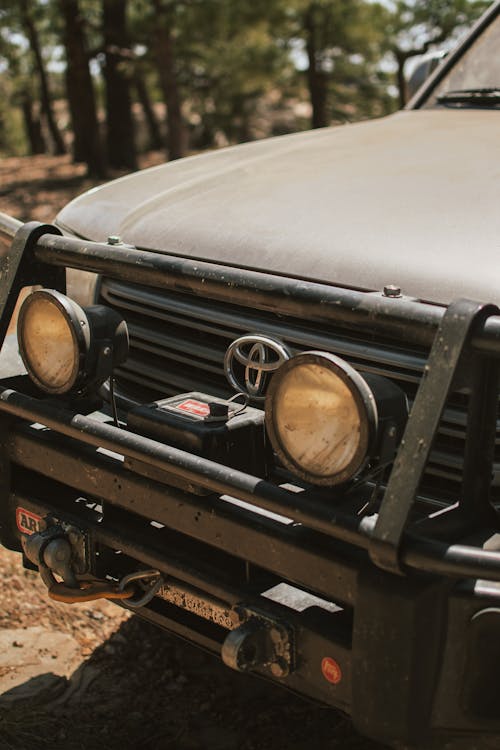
[224,335,291,399]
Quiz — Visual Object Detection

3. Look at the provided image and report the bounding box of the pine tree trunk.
[152,0,186,161]
[19,0,66,155]
[60,0,106,177]
[134,69,163,151]
[0,111,5,154]
[102,0,137,170]
[305,5,329,129]
[396,51,408,109]
[20,94,46,155]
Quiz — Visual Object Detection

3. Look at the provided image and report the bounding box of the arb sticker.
[16,508,43,536]
[321,656,342,685]
[177,399,210,417]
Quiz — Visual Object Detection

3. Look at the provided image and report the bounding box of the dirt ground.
[0,152,167,224]
[0,153,387,750]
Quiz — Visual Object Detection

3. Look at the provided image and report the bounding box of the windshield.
[422,13,500,108]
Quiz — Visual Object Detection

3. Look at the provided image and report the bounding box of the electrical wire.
[109,375,119,428]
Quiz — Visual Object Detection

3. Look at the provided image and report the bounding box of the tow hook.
[23,525,78,589]
[21,523,135,603]
[221,607,294,678]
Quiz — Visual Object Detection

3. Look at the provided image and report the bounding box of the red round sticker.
[321,656,342,684]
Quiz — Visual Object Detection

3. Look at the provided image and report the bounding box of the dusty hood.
[57,109,500,306]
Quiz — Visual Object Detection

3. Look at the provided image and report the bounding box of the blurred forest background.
[0,0,491,179]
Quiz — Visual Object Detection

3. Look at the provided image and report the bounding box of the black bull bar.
[2,217,500,743]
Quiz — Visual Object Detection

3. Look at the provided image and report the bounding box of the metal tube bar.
[3,387,500,582]
[34,233,443,347]
[0,213,22,238]
[32,232,500,354]
[370,300,497,574]
[403,535,500,581]
[0,388,364,546]
[9,428,359,605]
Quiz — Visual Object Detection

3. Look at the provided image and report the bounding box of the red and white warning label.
[176,399,210,417]
[16,507,43,536]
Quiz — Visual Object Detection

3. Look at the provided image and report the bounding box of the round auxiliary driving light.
[265,351,407,486]
[18,289,128,396]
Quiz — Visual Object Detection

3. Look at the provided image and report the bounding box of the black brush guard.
[1,217,500,747]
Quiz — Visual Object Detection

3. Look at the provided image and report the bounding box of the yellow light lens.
[19,295,79,393]
[266,352,376,485]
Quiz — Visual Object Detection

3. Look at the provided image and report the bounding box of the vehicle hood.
[57,110,500,306]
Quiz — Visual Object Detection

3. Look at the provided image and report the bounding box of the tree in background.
[18,85,47,155]
[176,0,294,147]
[102,0,137,170]
[0,0,493,161]
[150,0,187,160]
[19,0,66,154]
[133,59,163,151]
[385,0,490,107]
[0,0,66,155]
[266,0,395,129]
[0,28,46,155]
[59,0,106,176]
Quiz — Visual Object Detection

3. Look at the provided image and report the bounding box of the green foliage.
[128,0,296,144]
[0,5,32,154]
[0,82,27,156]
[381,0,490,105]
[385,0,490,51]
[277,1,396,122]
[182,2,295,142]
[0,0,67,154]
[0,0,494,157]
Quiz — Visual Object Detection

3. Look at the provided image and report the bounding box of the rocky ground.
[0,545,390,750]
[0,153,386,750]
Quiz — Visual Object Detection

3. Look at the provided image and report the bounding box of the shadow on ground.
[0,614,386,750]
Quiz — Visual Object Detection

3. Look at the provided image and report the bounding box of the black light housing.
[265,351,408,486]
[17,289,128,396]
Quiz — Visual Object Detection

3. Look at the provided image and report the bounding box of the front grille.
[99,277,500,506]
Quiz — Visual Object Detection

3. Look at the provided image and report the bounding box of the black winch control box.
[126,392,270,494]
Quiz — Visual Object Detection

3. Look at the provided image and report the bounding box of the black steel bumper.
[2,216,500,747]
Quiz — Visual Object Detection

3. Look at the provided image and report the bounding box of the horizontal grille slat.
[116,357,229,400]
[129,324,226,371]
[99,277,500,505]
[101,279,426,380]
